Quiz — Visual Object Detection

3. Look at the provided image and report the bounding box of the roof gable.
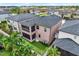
[60,20,79,36]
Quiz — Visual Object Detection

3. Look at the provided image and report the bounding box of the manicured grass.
[24,39,49,55]
[0,50,10,56]
[30,41,48,50]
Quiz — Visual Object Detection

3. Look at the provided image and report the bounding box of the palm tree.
[47,47,61,56]
[0,20,11,34]
[0,32,37,56]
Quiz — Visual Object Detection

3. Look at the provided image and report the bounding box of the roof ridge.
[61,20,79,30]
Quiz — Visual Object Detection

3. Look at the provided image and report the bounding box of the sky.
[0,0,79,6]
[0,3,79,6]
[0,0,79,3]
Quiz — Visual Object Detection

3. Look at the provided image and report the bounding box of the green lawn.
[24,39,49,55]
[0,49,10,56]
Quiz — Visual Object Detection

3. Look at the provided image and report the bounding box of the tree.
[47,47,61,56]
[10,7,20,14]
[70,13,74,19]
[0,32,37,56]
[0,20,10,34]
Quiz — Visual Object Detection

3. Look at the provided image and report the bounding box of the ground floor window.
[39,34,41,38]
[32,33,36,39]
[22,32,30,39]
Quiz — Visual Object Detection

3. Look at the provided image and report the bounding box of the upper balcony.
[21,25,30,32]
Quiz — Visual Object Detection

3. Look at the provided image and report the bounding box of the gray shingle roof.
[53,38,79,55]
[7,13,62,28]
[7,13,36,22]
[20,15,62,28]
[0,11,10,14]
[60,20,79,36]
[0,14,12,21]
[37,15,62,28]
[60,20,79,29]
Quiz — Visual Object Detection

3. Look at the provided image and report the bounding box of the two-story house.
[6,13,64,45]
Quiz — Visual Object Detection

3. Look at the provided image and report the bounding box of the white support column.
[18,23,23,36]
[29,26,32,41]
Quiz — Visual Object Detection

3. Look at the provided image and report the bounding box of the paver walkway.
[0,29,9,37]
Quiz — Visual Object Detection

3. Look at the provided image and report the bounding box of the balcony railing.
[22,25,30,32]
[22,28,30,32]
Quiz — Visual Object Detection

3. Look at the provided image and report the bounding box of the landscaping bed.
[23,39,49,55]
[0,33,49,56]
[0,32,60,56]
[0,20,13,34]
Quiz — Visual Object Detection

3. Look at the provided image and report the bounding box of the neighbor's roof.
[53,38,79,55]
[0,14,12,21]
[60,20,79,36]
[6,13,36,22]
[20,15,62,28]
[60,20,79,29]
[0,11,10,14]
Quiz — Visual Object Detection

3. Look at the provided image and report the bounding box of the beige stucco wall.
[36,26,50,43]
[49,20,63,44]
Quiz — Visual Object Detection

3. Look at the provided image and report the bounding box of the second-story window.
[44,28,47,32]
[31,26,35,32]
[37,26,39,29]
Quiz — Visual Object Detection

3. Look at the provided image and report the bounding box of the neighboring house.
[73,10,79,18]
[74,10,79,15]
[0,12,12,22]
[59,10,72,18]
[29,8,40,15]
[53,20,79,55]
[6,13,64,44]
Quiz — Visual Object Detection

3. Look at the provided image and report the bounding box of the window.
[32,33,36,39]
[44,28,47,32]
[31,26,35,32]
[22,32,30,39]
[39,34,41,38]
[22,25,29,32]
[37,26,39,29]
